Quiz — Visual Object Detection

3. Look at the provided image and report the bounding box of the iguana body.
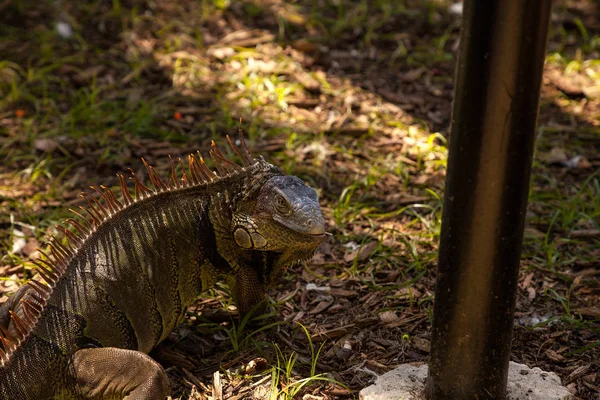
[0,136,325,399]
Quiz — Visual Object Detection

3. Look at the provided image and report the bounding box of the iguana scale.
[0,134,325,399]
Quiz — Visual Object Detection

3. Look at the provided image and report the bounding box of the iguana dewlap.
[0,135,325,399]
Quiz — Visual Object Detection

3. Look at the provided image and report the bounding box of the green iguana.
[0,134,325,399]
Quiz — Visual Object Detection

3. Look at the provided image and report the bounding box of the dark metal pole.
[426,1,552,399]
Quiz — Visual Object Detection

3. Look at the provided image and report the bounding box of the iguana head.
[232,174,326,261]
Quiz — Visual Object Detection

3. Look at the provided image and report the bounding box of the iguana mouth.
[273,212,325,237]
[291,226,327,239]
[305,222,325,236]
[305,232,326,237]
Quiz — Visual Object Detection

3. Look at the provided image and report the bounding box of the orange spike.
[52,238,71,255]
[209,143,227,176]
[211,141,242,173]
[198,155,215,182]
[227,134,251,167]
[38,250,64,275]
[68,209,93,231]
[78,205,101,227]
[32,261,59,283]
[178,158,190,186]
[237,123,255,163]
[19,300,34,324]
[153,166,168,190]
[9,311,28,338]
[36,249,53,263]
[57,226,82,247]
[33,254,54,269]
[168,156,179,189]
[54,229,75,253]
[128,169,153,198]
[49,240,71,260]
[0,325,15,342]
[36,268,55,285]
[141,159,153,184]
[142,159,167,191]
[0,326,16,349]
[191,154,208,183]
[81,193,107,220]
[118,174,134,205]
[28,296,45,309]
[101,185,123,209]
[0,325,18,342]
[36,247,50,258]
[187,154,203,184]
[48,249,65,269]
[21,299,42,316]
[31,258,57,275]
[142,159,158,190]
[27,280,50,297]
[151,167,167,190]
[89,186,116,214]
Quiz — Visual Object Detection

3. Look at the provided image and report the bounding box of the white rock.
[56,21,73,38]
[359,363,426,400]
[506,362,572,400]
[449,3,463,16]
[359,362,572,400]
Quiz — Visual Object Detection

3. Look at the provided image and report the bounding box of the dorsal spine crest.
[0,133,258,368]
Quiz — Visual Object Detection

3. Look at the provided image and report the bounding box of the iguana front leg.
[208,198,268,316]
[228,266,268,316]
[70,348,169,400]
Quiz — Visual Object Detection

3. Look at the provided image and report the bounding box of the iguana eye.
[275,195,292,215]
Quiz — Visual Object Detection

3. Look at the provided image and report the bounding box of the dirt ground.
[0,0,599,399]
